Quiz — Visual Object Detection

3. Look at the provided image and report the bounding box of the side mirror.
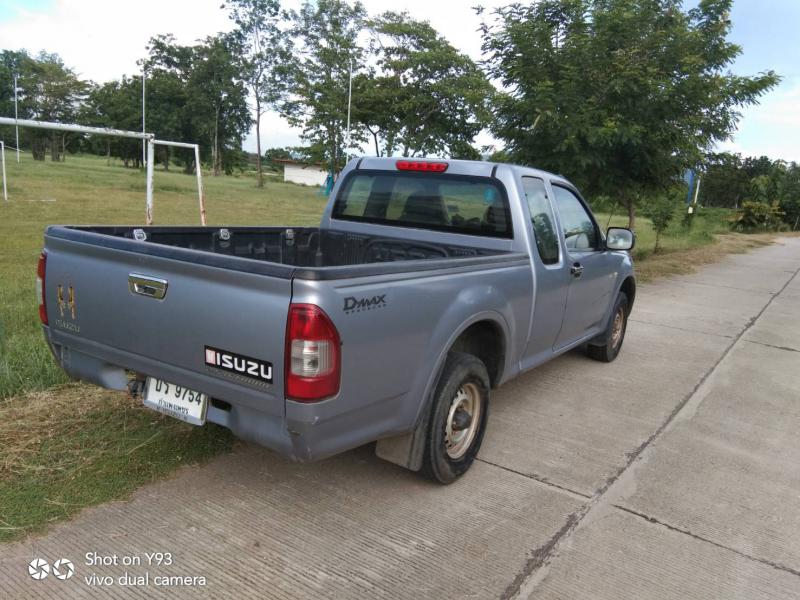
[606,227,634,251]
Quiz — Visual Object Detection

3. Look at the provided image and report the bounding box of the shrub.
[642,195,678,252]
[729,201,785,232]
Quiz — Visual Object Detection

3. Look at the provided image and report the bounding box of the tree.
[284,0,367,173]
[83,77,144,167]
[480,0,779,229]
[702,152,749,208]
[15,52,88,161]
[351,12,493,158]
[778,163,800,230]
[225,0,292,186]
[143,34,250,174]
[0,51,33,151]
[641,195,677,252]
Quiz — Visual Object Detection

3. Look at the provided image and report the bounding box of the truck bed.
[46,226,523,281]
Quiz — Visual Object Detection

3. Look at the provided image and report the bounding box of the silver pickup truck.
[38,157,635,483]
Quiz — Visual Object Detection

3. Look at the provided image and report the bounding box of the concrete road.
[2,238,799,599]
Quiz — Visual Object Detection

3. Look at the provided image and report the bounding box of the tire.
[421,352,490,484]
[587,292,629,363]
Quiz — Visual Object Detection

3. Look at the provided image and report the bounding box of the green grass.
[0,384,233,542]
[595,206,733,261]
[0,153,326,399]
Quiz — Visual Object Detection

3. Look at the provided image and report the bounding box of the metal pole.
[194,145,206,225]
[345,58,353,155]
[13,75,19,162]
[146,138,154,224]
[142,70,146,167]
[1,141,7,202]
[0,117,153,139]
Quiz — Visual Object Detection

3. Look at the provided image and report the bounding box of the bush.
[642,195,678,252]
[729,201,785,232]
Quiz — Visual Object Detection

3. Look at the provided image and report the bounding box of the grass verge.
[0,384,233,542]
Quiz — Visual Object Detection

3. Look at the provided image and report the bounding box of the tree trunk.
[255,97,263,187]
[50,133,60,162]
[106,141,111,166]
[61,135,66,162]
[32,137,46,161]
[623,196,636,230]
[654,231,661,253]
[372,130,380,157]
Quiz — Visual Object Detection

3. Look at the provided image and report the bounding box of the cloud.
[0,0,233,82]
[722,79,800,162]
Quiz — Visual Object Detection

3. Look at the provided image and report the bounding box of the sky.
[0,0,797,162]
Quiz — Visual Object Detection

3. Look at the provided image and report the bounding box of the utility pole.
[13,74,20,162]
[345,58,353,158]
[142,69,146,167]
[693,176,702,206]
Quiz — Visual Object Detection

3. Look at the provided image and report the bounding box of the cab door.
[551,184,618,348]
[520,176,570,367]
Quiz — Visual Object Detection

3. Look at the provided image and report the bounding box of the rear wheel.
[587,292,629,363]
[421,352,490,484]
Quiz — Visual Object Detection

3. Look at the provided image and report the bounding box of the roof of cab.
[352,156,573,188]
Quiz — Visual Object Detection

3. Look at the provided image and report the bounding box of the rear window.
[331,171,513,239]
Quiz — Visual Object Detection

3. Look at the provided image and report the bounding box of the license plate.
[143,377,207,425]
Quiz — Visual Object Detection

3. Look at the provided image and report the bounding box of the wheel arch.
[620,276,636,313]
[374,312,509,472]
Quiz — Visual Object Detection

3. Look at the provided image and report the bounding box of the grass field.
[0,152,769,542]
[0,154,325,399]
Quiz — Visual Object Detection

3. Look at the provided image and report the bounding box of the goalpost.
[0,117,206,225]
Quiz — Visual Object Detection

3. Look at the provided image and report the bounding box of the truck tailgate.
[43,234,290,417]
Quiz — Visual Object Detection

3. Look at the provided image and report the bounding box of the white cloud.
[720,79,800,162]
[0,0,234,82]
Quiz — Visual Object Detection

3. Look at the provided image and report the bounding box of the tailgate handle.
[129,274,168,300]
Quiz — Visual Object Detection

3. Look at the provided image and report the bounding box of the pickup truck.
[38,157,635,483]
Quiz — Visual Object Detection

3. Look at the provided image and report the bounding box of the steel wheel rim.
[444,382,482,460]
[611,307,624,348]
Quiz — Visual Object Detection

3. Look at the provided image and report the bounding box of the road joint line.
[742,339,800,354]
[613,504,800,579]
[474,458,591,501]
[503,262,800,600]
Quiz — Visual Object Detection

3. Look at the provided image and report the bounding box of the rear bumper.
[43,327,361,462]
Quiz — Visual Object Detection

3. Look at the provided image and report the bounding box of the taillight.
[396,160,448,172]
[285,303,341,402]
[36,252,48,325]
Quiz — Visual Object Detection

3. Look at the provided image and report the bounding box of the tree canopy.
[351,11,493,159]
[480,0,779,227]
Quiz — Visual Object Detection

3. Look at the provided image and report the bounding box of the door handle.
[129,274,168,299]
[570,263,584,278]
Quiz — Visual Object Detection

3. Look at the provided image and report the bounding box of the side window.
[552,185,598,251]
[522,177,560,265]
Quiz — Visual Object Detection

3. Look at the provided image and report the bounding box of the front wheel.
[587,292,629,363]
[421,352,490,484]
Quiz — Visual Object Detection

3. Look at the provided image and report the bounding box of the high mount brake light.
[285,303,341,402]
[36,252,48,325]
[396,160,449,173]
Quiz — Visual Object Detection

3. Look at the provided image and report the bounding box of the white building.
[278,160,328,186]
